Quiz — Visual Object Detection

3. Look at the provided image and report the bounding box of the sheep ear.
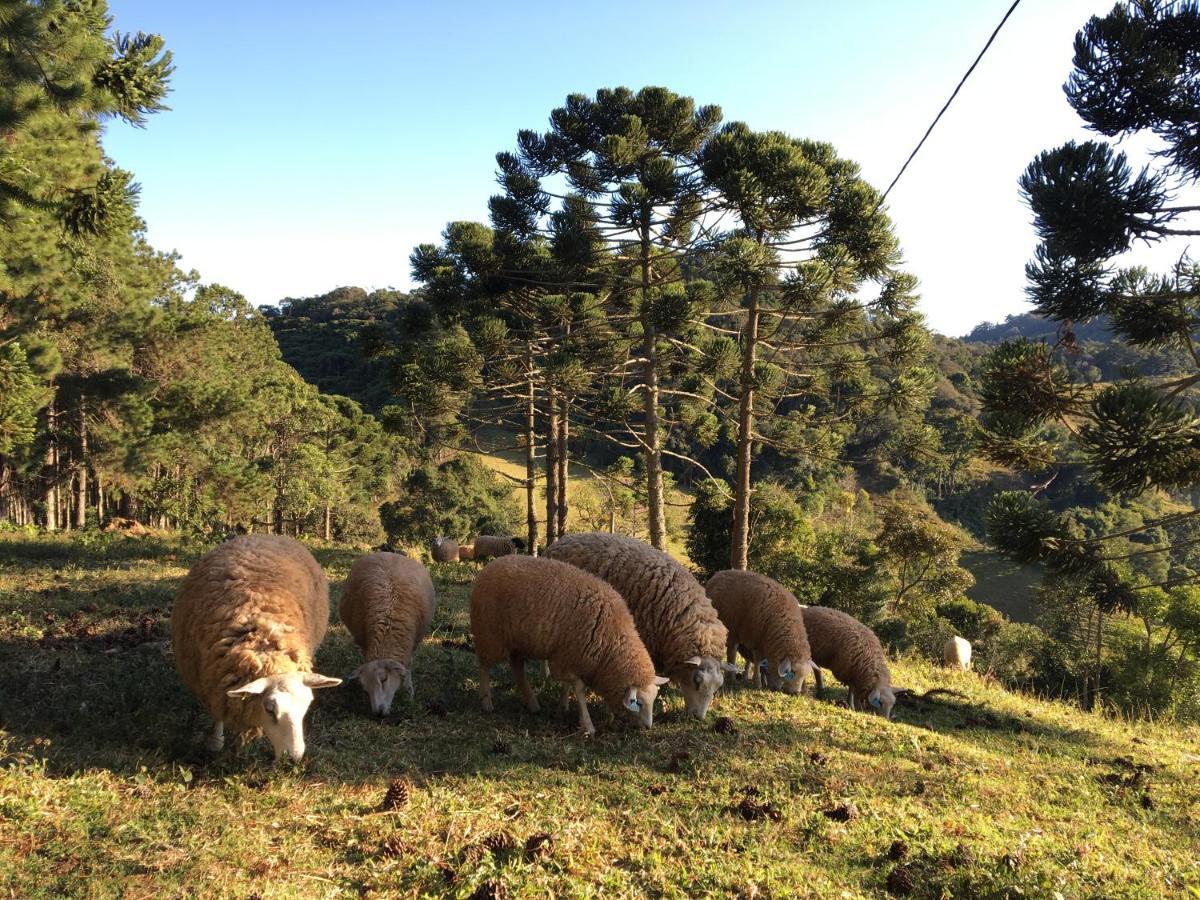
[720,662,740,673]
[653,675,670,686]
[227,677,272,698]
[302,673,343,689]
[683,656,702,667]
[383,660,409,677]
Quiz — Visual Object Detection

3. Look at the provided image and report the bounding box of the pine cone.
[523,831,554,860]
[481,831,516,854]
[381,778,411,810]
[469,879,509,900]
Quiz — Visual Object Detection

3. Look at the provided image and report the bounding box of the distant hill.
[961,312,1115,344]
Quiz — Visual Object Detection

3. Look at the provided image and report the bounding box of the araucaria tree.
[698,123,929,568]
[981,0,1200,703]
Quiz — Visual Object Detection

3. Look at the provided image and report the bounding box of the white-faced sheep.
[544,533,733,719]
[801,605,897,719]
[470,555,669,735]
[171,535,341,761]
[704,570,813,694]
[944,635,972,671]
[431,536,460,563]
[339,552,436,716]
[467,535,524,560]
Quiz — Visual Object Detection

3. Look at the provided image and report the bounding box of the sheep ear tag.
[784,671,797,681]
[625,697,641,712]
[870,695,882,709]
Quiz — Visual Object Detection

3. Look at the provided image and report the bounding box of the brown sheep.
[470,555,668,735]
[171,535,341,761]
[705,570,813,694]
[544,533,733,719]
[802,606,896,718]
[339,552,436,716]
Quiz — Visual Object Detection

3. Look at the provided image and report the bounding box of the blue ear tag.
[625,697,641,712]
[869,695,882,709]
[759,659,768,670]
[784,671,797,681]
[341,672,357,683]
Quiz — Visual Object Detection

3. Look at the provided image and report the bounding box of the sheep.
[467,535,522,560]
[470,555,669,735]
[944,635,972,671]
[171,535,342,761]
[704,570,813,694]
[339,552,436,716]
[544,533,733,719]
[801,605,896,718]
[430,536,460,562]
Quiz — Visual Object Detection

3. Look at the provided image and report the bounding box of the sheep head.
[227,672,341,761]
[672,656,726,720]
[349,659,410,717]
[620,676,670,729]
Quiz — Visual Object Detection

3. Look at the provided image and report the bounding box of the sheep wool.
[468,535,518,560]
[340,552,437,715]
[944,635,972,671]
[431,536,460,563]
[801,605,896,718]
[544,532,729,718]
[171,535,340,759]
[705,570,812,694]
[470,555,665,733]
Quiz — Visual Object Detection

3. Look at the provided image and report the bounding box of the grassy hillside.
[1,533,1198,897]
[961,551,1044,625]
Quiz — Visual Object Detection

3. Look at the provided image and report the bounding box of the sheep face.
[351,659,409,716]
[672,657,725,719]
[619,676,670,729]
[852,683,896,720]
[227,672,341,761]
[763,658,810,696]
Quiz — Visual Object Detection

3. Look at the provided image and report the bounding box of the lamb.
[544,533,733,719]
[430,536,460,562]
[943,635,972,671]
[801,605,896,718]
[467,535,523,560]
[704,570,813,694]
[470,555,669,735]
[339,552,436,716]
[171,535,342,761]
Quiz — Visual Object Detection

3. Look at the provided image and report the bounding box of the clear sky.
[100,0,1189,336]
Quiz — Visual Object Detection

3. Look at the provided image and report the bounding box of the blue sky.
[101,0,1178,336]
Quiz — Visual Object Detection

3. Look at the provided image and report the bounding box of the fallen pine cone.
[481,831,516,854]
[381,778,411,810]
[523,831,554,861]
[712,716,737,735]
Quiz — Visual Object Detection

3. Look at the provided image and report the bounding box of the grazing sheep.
[171,535,341,761]
[704,570,813,694]
[471,555,669,734]
[468,535,521,560]
[944,635,972,671]
[458,543,476,561]
[339,552,436,716]
[801,606,896,718]
[431,536,460,563]
[544,533,733,719]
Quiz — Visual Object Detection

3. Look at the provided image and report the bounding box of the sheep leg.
[726,635,739,667]
[405,668,414,700]
[558,681,572,713]
[572,679,595,736]
[512,656,540,713]
[206,719,225,753]
[811,664,825,697]
[478,665,494,713]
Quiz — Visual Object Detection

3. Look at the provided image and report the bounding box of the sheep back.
[801,605,891,698]
[470,555,655,706]
[339,552,435,664]
[543,533,727,672]
[431,537,459,563]
[944,635,972,670]
[705,569,811,671]
[470,535,517,560]
[172,534,329,731]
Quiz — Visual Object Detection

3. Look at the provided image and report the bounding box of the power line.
[878,0,1023,207]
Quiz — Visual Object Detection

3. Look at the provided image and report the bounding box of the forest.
[1,2,1199,896]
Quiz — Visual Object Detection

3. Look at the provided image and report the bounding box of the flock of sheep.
[171,531,966,762]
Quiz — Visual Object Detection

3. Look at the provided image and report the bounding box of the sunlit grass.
[1,532,1197,897]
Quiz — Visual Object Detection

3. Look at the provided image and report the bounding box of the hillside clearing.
[0,533,1197,898]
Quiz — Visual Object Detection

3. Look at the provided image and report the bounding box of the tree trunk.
[556,408,568,539]
[545,389,559,548]
[74,400,87,530]
[323,501,332,541]
[525,365,538,556]
[95,474,104,524]
[43,399,58,531]
[731,285,761,570]
[640,229,667,550]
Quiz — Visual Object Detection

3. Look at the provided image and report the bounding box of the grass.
[2,532,1199,898]
[961,550,1044,624]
